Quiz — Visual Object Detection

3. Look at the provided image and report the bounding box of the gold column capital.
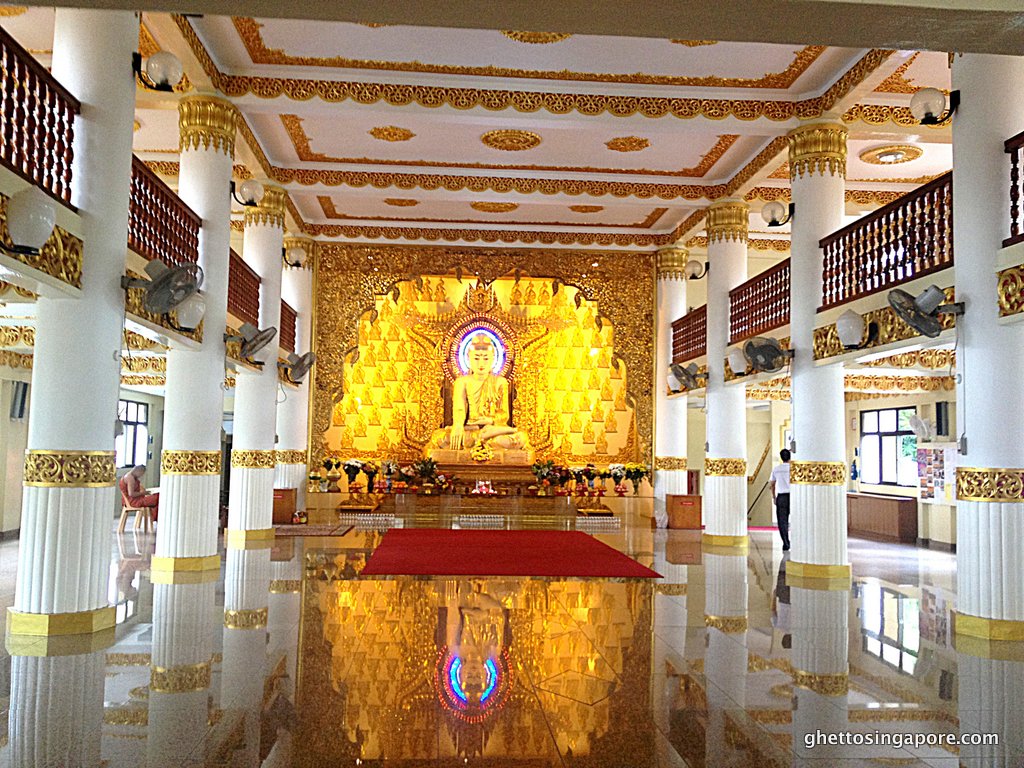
[283,235,319,270]
[788,121,848,180]
[656,246,689,280]
[705,199,749,243]
[178,94,238,156]
[24,450,116,488]
[244,184,288,229]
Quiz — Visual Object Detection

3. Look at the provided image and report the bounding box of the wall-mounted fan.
[279,351,316,383]
[668,362,706,392]
[121,260,203,315]
[909,414,934,441]
[888,285,964,339]
[743,337,793,373]
[225,323,277,365]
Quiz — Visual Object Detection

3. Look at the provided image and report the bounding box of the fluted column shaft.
[654,247,689,513]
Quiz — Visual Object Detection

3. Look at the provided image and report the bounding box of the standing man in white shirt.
[769,449,791,551]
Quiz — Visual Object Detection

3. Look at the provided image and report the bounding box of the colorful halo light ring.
[457,327,507,375]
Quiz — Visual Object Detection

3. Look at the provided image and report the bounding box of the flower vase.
[365,473,377,493]
[326,470,342,493]
[614,483,627,497]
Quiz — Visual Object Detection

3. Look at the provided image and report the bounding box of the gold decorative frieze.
[705,200,749,243]
[844,374,955,393]
[788,122,847,179]
[0,325,32,348]
[0,349,32,370]
[384,198,419,207]
[230,450,277,469]
[790,460,846,485]
[570,205,604,213]
[283,235,318,270]
[471,201,519,213]
[0,6,27,16]
[998,263,1024,318]
[655,583,688,595]
[859,143,923,165]
[481,130,542,152]
[685,235,789,253]
[161,450,221,475]
[860,348,955,370]
[656,247,689,280]
[873,52,921,94]
[704,614,748,633]
[178,95,237,156]
[842,103,944,130]
[956,467,1024,502]
[121,374,164,386]
[794,669,849,696]
[605,136,649,153]
[143,160,251,179]
[369,125,415,142]
[24,450,116,488]
[124,329,166,352]
[705,458,747,476]
[276,449,306,465]
[670,39,717,47]
[745,185,901,208]
[244,184,287,229]
[150,661,212,693]
[501,31,572,44]
[121,356,166,375]
[270,579,302,594]
[223,607,268,630]
[654,456,688,471]
[0,195,83,289]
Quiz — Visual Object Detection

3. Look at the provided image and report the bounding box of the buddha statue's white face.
[467,336,496,376]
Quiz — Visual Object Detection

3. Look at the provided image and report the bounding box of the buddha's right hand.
[450,424,465,450]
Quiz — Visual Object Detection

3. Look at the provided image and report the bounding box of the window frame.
[116,398,150,469]
[859,406,917,488]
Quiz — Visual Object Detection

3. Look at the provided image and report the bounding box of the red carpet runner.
[361,529,660,578]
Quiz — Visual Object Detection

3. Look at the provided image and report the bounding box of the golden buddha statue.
[428,333,532,460]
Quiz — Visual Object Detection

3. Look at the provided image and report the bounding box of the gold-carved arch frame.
[309,244,655,468]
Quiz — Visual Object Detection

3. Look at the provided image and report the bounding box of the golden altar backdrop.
[310,245,654,467]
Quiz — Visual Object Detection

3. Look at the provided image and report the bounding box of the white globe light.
[727,348,748,376]
[761,200,787,226]
[286,246,307,267]
[836,308,866,348]
[909,87,947,123]
[238,179,264,206]
[145,50,184,89]
[7,186,56,252]
[684,259,704,279]
[174,292,205,331]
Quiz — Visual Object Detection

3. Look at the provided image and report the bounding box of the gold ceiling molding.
[282,114,737,178]
[706,200,748,243]
[384,198,419,207]
[0,6,27,16]
[685,235,789,252]
[873,52,927,95]
[788,122,848,179]
[847,173,943,184]
[368,125,415,142]
[178,95,238,156]
[570,205,604,213]
[859,348,955,369]
[143,160,252,180]
[121,374,165,386]
[744,186,902,207]
[301,221,669,247]
[768,162,790,180]
[0,325,33,348]
[606,136,650,153]
[125,329,166,352]
[470,201,519,213]
[670,39,717,47]
[179,19,890,122]
[229,17,823,89]
[24,450,116,488]
[310,243,655,467]
[844,374,956,392]
[956,467,1024,503]
[842,102,944,130]
[997,262,1024,318]
[122,356,167,374]
[501,31,572,44]
[0,349,32,370]
[859,144,923,165]
[480,129,542,152]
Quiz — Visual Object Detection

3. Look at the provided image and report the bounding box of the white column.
[958,651,1024,767]
[268,554,303,700]
[227,187,286,542]
[703,200,749,545]
[155,95,237,577]
[12,9,137,633]
[653,247,689,512]
[952,54,1024,638]
[787,122,850,580]
[275,237,316,511]
[703,551,747,765]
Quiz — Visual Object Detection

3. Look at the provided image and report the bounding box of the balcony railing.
[671,304,707,363]
[280,300,296,352]
[1004,130,1024,248]
[0,24,80,206]
[128,155,200,268]
[228,249,260,327]
[819,171,953,310]
[729,259,790,344]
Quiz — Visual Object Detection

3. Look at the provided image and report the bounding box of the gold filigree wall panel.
[998,263,1024,318]
[311,245,654,467]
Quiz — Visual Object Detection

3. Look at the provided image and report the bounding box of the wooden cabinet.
[272,488,297,525]
[667,494,702,530]
[847,492,917,544]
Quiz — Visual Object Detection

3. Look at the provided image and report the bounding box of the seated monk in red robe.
[119,464,158,521]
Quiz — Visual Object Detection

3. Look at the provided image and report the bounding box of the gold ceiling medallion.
[470,201,519,213]
[859,144,923,165]
[670,39,718,47]
[606,136,650,153]
[501,31,572,44]
[368,125,415,142]
[384,198,419,207]
[570,205,604,213]
[481,130,542,151]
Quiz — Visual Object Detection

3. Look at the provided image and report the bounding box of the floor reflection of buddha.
[443,582,510,708]
[431,333,530,451]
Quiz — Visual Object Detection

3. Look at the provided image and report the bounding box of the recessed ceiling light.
[859,144,923,165]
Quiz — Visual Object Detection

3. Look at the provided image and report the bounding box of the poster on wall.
[917,443,957,503]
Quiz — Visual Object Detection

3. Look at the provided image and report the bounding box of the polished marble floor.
[0,500,1020,767]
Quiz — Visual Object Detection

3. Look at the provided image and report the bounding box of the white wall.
[0,373,30,534]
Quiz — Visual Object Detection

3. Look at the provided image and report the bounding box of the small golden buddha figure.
[428,333,531,457]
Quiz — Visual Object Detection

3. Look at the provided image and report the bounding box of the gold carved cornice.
[654,456,688,471]
[231,450,277,469]
[745,185,902,208]
[142,160,252,180]
[0,195,83,289]
[244,184,287,229]
[704,614,748,633]
[283,235,318,270]
[121,356,166,374]
[788,122,848,180]
[685,235,789,253]
[705,200,749,243]
[656,247,688,280]
[224,607,268,629]
[0,350,32,370]
[24,450,116,488]
[0,325,33,348]
[790,460,846,485]
[150,661,212,693]
[956,467,1024,502]
[178,95,238,156]
[705,458,746,476]
[500,30,572,44]
[842,103,944,130]
[998,263,1024,318]
[793,669,849,696]
[859,349,956,370]
[124,330,166,352]
[269,579,302,593]
[121,374,164,386]
[161,450,221,475]
[276,449,306,464]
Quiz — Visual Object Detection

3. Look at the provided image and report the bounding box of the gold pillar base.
[786,561,851,580]
[225,528,275,550]
[7,605,116,637]
[151,554,220,573]
[6,628,116,657]
[955,611,1024,642]
[701,533,748,550]
[785,573,852,591]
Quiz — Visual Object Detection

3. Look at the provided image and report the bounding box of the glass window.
[860,407,917,487]
[116,398,150,468]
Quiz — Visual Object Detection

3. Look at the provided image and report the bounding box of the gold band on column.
[705,458,746,476]
[655,456,688,471]
[788,122,848,179]
[790,460,846,485]
[7,605,116,636]
[275,449,307,465]
[793,669,849,696]
[151,554,220,575]
[24,450,116,487]
[956,467,1024,502]
[151,661,212,693]
[955,612,1024,642]
[224,607,268,630]
[704,614,748,633]
[230,450,277,469]
[161,450,221,475]
[786,561,851,580]
[226,528,275,549]
[701,533,748,549]
[270,579,302,594]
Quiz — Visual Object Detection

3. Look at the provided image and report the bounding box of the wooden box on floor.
[667,494,702,529]
[846,492,917,544]
[272,488,297,525]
